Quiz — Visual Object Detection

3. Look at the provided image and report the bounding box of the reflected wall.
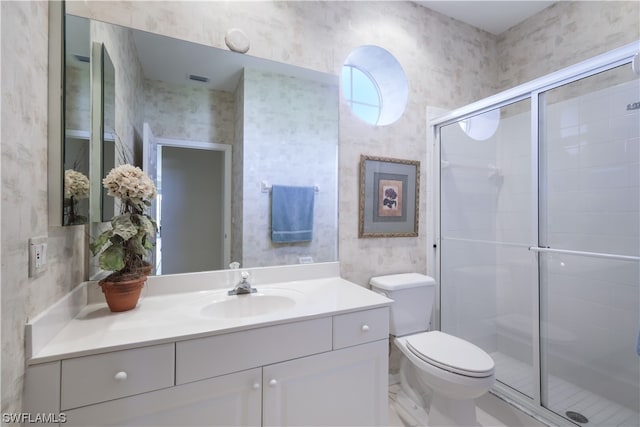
[241,68,339,267]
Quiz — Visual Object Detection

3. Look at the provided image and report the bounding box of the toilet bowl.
[370,273,495,427]
[395,331,495,426]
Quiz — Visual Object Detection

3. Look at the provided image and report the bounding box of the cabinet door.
[263,340,388,427]
[64,368,262,426]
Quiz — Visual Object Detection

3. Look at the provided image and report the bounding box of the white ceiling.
[417,1,556,35]
[132,30,335,92]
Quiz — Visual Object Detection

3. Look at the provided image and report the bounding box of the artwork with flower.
[64,169,90,225]
[378,179,403,217]
[90,164,158,280]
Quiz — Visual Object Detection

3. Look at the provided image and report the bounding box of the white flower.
[102,164,157,202]
[64,169,90,199]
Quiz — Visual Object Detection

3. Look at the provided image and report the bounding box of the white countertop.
[28,276,392,364]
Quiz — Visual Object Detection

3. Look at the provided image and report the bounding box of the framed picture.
[359,155,420,238]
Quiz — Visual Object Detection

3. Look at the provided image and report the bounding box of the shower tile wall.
[444,75,639,415]
[440,120,500,351]
[540,77,639,409]
[441,101,536,398]
[494,105,536,399]
[544,79,639,256]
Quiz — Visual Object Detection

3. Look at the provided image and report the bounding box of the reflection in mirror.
[63,15,91,225]
[101,49,116,222]
[67,15,339,275]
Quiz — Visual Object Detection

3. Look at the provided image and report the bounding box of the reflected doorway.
[144,125,231,275]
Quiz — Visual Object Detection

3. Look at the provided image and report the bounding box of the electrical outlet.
[29,237,48,277]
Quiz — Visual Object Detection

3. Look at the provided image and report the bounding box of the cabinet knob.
[269,379,278,387]
[114,371,128,381]
[252,382,260,390]
[361,324,370,332]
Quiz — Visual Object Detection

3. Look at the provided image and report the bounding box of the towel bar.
[261,181,319,193]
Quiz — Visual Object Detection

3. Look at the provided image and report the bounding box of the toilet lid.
[405,331,494,378]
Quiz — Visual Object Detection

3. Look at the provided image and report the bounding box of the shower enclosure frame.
[430,41,640,426]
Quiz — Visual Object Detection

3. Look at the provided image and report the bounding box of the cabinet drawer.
[333,307,389,349]
[176,317,332,384]
[64,368,262,426]
[61,343,174,410]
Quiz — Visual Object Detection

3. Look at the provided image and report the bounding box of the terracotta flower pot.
[136,262,154,277]
[99,275,147,312]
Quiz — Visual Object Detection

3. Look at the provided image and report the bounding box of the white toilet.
[370,273,495,427]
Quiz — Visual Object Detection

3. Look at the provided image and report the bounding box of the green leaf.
[99,244,125,271]
[129,234,147,256]
[90,230,113,255]
[147,215,158,231]
[111,214,138,241]
[138,215,156,236]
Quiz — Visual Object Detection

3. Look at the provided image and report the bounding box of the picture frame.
[359,155,420,238]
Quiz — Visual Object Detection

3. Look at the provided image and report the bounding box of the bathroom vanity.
[24,263,391,426]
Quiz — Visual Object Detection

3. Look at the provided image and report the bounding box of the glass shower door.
[538,64,640,426]
[439,99,538,399]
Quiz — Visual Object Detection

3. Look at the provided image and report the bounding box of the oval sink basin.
[200,289,300,319]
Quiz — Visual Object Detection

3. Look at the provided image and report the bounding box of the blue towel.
[271,185,315,243]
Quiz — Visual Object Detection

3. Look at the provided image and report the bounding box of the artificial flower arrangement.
[63,169,90,225]
[90,164,157,311]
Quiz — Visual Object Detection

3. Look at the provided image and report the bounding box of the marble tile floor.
[388,382,548,427]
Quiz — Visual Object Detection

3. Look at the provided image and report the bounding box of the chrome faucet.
[228,271,257,295]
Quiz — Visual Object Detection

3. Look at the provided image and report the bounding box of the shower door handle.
[528,246,640,262]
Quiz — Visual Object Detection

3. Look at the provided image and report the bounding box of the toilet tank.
[370,273,435,336]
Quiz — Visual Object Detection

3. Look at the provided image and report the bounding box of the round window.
[341,46,408,126]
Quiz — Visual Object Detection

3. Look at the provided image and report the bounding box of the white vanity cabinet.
[64,368,263,426]
[26,307,389,426]
[262,339,388,427]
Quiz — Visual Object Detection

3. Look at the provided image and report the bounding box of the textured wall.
[64,64,91,132]
[91,19,145,166]
[496,1,640,90]
[1,0,86,415]
[143,79,236,143]
[241,68,339,267]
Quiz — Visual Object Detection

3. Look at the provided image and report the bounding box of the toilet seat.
[405,331,494,378]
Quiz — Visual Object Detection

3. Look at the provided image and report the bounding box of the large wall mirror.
[61,14,339,276]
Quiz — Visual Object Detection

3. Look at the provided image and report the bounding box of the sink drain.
[566,411,589,424]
